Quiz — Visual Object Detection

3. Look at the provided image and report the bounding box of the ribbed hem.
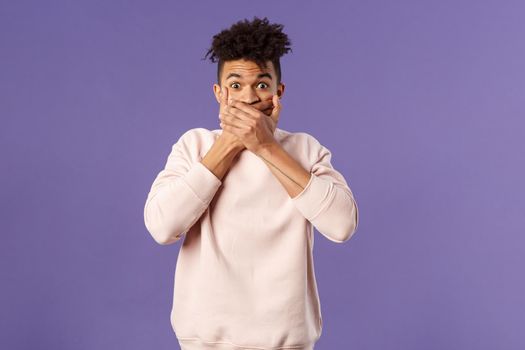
[178,337,315,350]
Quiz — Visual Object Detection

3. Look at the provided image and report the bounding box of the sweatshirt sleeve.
[291,138,359,243]
[143,129,222,245]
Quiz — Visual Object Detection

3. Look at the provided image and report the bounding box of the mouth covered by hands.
[218,86,281,154]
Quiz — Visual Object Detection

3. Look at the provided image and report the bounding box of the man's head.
[203,16,292,106]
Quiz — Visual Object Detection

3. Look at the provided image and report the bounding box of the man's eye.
[230,82,269,89]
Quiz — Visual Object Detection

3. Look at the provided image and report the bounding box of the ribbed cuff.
[180,161,222,205]
[291,173,334,221]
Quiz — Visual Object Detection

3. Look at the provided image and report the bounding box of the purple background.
[2,1,524,349]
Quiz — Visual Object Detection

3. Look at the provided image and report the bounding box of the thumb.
[220,85,229,105]
[219,86,229,121]
[270,94,281,123]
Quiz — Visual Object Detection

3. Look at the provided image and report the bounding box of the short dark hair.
[202,16,292,85]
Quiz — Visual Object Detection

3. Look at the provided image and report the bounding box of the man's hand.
[218,86,275,151]
[219,91,281,155]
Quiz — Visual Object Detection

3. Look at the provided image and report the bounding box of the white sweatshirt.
[144,127,359,350]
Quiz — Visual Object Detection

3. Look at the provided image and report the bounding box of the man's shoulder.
[174,127,218,147]
[275,128,330,167]
[178,127,215,140]
[276,128,324,150]
[169,128,218,160]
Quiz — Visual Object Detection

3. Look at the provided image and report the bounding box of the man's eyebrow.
[226,72,273,81]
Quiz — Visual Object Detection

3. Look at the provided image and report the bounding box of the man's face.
[213,58,285,106]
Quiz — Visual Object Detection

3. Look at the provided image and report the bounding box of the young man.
[144,16,359,350]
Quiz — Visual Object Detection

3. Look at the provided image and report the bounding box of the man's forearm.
[200,137,243,181]
[255,142,312,198]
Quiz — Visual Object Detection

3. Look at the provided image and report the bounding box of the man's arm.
[256,142,312,198]
[144,130,241,245]
[200,135,244,181]
[256,140,359,243]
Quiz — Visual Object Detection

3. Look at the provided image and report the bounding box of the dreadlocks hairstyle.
[203,16,292,86]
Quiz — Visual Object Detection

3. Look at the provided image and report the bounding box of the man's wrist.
[217,135,243,155]
[255,140,280,158]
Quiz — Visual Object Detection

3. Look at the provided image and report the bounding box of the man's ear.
[277,83,285,98]
[213,83,221,104]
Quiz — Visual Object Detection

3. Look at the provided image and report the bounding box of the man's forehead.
[223,60,274,80]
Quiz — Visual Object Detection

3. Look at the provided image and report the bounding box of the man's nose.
[239,89,260,105]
